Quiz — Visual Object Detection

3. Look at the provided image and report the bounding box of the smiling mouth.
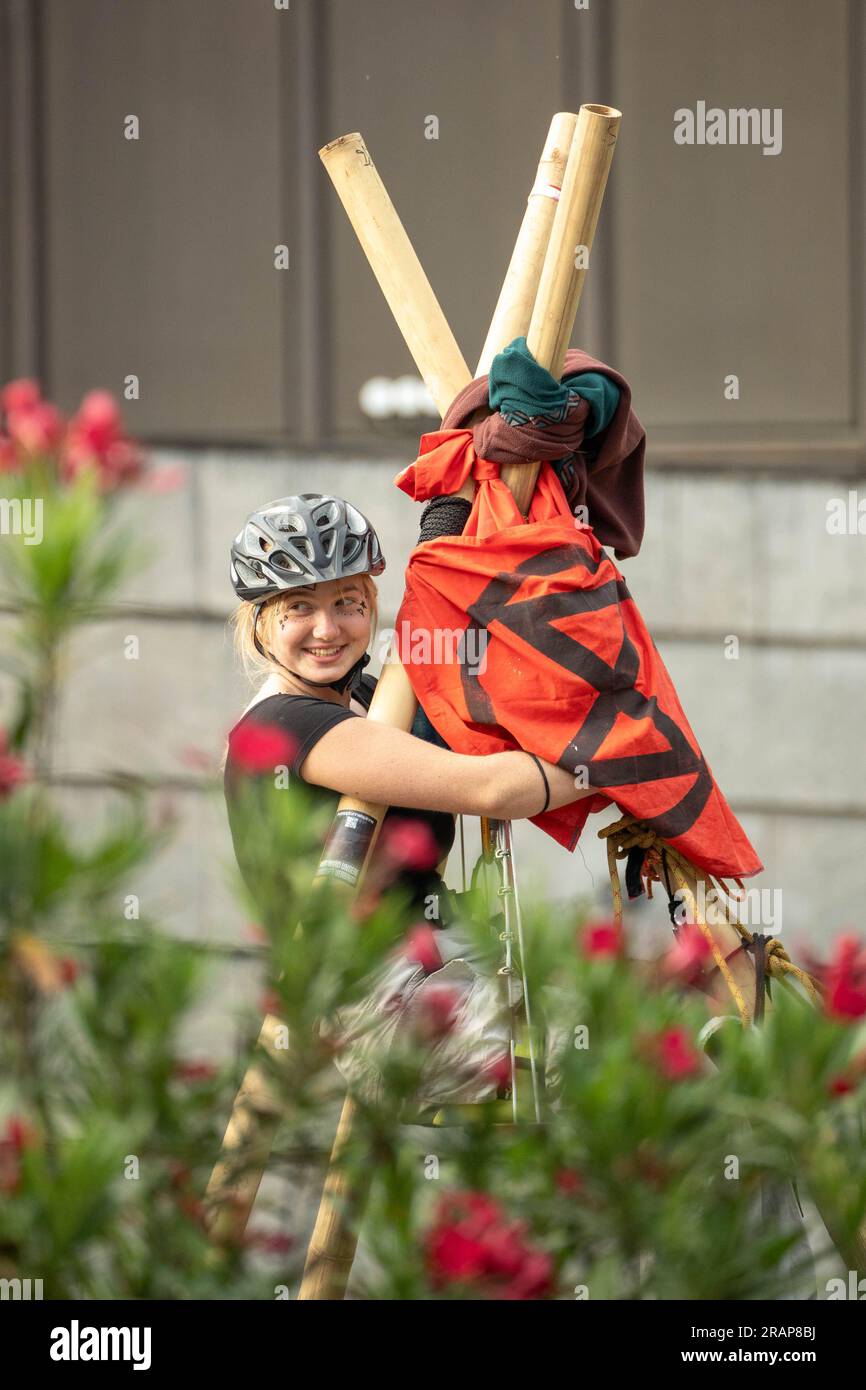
[303,645,347,659]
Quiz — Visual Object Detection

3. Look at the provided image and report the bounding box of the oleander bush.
[2,379,865,1300]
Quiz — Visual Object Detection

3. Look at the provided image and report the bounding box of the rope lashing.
[418,494,473,542]
[599,814,822,1024]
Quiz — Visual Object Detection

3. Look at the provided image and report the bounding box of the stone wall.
[2,449,858,988]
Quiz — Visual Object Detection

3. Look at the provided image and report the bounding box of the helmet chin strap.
[253,603,370,696]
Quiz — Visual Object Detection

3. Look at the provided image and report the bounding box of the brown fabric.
[441,348,647,560]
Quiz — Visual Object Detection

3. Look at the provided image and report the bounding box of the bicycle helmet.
[230,494,386,695]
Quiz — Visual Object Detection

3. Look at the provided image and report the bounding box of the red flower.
[425,1190,553,1300]
[810,935,866,1022]
[402,924,443,974]
[0,731,30,799]
[663,923,712,985]
[1,378,41,414]
[580,919,623,958]
[652,1026,702,1081]
[61,390,144,491]
[259,989,282,1017]
[828,1075,856,1098]
[0,1115,39,1194]
[413,984,460,1041]
[58,956,80,986]
[827,1050,866,1098]
[172,1060,217,1084]
[228,721,298,775]
[484,1053,512,1092]
[554,1166,584,1195]
[428,1225,489,1282]
[378,817,441,872]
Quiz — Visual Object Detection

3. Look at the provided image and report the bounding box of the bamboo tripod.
[205,105,621,1289]
[206,105,861,1295]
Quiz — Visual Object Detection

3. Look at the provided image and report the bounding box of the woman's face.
[266,578,372,684]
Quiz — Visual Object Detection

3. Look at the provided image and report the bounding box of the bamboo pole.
[502,104,621,516]
[205,113,577,1258]
[317,131,471,419]
[297,109,619,1300]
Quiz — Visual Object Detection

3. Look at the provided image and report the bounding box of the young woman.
[224,493,592,891]
[222,492,595,1107]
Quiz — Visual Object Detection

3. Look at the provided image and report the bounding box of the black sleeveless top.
[223,676,456,921]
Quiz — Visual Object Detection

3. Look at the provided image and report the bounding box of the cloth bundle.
[431,334,645,561]
[394,338,762,881]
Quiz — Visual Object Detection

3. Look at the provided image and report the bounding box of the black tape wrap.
[417,495,472,543]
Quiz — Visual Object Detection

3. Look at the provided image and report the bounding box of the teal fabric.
[488,335,619,438]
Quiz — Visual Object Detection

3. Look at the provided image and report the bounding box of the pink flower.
[402,924,443,974]
[0,731,30,799]
[663,923,712,985]
[228,721,298,775]
[378,817,441,872]
[60,390,144,491]
[652,1026,702,1081]
[1,379,41,414]
[414,984,460,1041]
[580,919,623,958]
[484,1053,512,1092]
[71,390,121,453]
[139,461,187,493]
[6,401,65,455]
[0,435,20,473]
[809,935,866,1022]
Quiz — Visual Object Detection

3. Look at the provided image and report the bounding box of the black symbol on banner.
[463,542,713,840]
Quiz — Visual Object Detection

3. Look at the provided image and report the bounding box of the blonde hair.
[221,574,380,772]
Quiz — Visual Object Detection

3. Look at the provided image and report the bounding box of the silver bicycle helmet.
[230,493,385,602]
[229,494,385,695]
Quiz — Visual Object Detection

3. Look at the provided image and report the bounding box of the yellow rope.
[598,814,823,1023]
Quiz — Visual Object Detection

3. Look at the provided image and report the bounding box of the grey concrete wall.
[2,447,860,981]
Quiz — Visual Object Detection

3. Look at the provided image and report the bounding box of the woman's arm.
[298,717,592,819]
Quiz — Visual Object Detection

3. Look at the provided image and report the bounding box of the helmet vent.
[271,551,302,573]
[287,536,314,561]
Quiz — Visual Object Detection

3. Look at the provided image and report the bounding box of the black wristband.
[526,752,550,815]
